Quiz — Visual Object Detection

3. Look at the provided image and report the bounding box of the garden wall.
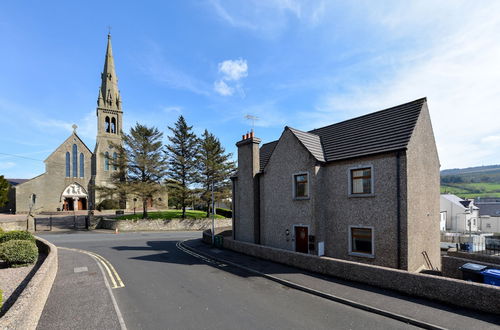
[223,237,500,314]
[441,250,500,279]
[100,218,232,231]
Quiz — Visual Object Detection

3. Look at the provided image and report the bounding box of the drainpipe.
[396,151,401,269]
[254,173,261,244]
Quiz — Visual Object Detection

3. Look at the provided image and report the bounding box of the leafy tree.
[0,175,10,208]
[196,130,236,217]
[98,123,168,218]
[166,116,199,218]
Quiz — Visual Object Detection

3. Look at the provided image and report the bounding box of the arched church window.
[105,152,109,171]
[72,144,78,177]
[65,152,70,177]
[113,152,118,170]
[105,116,110,133]
[80,153,84,177]
[111,117,116,134]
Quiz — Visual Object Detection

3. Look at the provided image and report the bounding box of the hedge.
[216,208,232,218]
[0,230,35,244]
[0,239,38,267]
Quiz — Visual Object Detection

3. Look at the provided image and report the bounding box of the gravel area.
[0,263,35,312]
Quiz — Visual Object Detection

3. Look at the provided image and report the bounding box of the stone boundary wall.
[0,219,26,231]
[223,238,500,314]
[447,250,500,266]
[0,237,58,330]
[100,218,232,231]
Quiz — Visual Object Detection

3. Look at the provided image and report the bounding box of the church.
[11,34,124,213]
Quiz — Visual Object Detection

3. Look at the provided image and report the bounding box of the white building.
[440,194,479,232]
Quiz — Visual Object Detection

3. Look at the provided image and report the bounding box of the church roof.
[44,131,93,162]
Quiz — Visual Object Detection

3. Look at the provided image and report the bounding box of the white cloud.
[214,80,234,96]
[208,0,327,37]
[162,106,182,114]
[0,161,15,170]
[218,59,248,81]
[214,59,249,96]
[300,2,500,169]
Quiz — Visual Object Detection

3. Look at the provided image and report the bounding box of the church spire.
[98,33,121,110]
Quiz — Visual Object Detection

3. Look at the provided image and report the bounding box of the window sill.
[348,193,375,198]
[293,197,310,200]
[349,252,375,259]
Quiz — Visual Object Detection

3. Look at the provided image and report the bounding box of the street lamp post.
[211,181,215,246]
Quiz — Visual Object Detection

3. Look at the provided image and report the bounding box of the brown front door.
[78,198,87,210]
[295,226,308,253]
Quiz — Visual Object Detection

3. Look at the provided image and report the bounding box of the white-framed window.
[293,172,309,199]
[348,165,374,196]
[348,226,374,258]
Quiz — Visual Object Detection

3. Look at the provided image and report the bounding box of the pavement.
[37,248,124,330]
[182,238,500,330]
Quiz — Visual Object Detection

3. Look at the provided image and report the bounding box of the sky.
[1,0,500,179]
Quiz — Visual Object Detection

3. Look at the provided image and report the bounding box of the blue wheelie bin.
[481,269,500,287]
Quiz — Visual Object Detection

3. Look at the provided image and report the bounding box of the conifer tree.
[166,116,199,218]
[196,130,236,217]
[0,175,10,208]
[99,123,168,218]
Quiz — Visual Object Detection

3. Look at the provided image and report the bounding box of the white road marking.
[74,266,88,273]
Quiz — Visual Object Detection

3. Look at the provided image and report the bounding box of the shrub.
[216,208,232,218]
[0,239,38,266]
[0,227,4,233]
[97,199,120,211]
[0,230,35,244]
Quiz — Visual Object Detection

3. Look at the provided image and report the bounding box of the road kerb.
[179,240,447,330]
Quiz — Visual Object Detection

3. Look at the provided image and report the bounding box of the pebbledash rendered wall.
[223,237,500,314]
[15,133,93,213]
[235,104,441,272]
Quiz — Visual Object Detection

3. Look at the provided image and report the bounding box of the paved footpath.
[37,248,124,330]
[184,239,500,330]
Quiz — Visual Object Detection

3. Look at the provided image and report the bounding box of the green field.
[117,209,226,220]
[441,182,500,199]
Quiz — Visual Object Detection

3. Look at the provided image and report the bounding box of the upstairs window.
[105,152,109,171]
[113,152,118,170]
[293,173,309,199]
[350,167,372,195]
[105,116,110,133]
[72,144,78,177]
[80,153,84,177]
[65,152,70,177]
[349,226,374,257]
[111,117,116,134]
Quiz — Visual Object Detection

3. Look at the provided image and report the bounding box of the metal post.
[211,181,215,246]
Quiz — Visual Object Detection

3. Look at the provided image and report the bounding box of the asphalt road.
[40,231,419,330]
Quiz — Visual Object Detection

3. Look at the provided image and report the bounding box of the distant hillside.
[441,164,500,176]
[441,164,500,198]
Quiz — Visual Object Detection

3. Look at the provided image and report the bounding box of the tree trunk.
[143,199,148,219]
[182,205,186,219]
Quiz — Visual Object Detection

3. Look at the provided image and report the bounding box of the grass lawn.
[117,209,226,220]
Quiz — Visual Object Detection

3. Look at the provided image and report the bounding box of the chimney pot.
[242,134,245,140]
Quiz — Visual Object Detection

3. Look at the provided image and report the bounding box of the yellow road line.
[87,251,125,288]
[59,247,124,289]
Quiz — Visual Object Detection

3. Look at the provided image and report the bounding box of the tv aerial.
[244,114,259,130]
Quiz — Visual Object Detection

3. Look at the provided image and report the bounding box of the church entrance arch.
[61,183,88,211]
